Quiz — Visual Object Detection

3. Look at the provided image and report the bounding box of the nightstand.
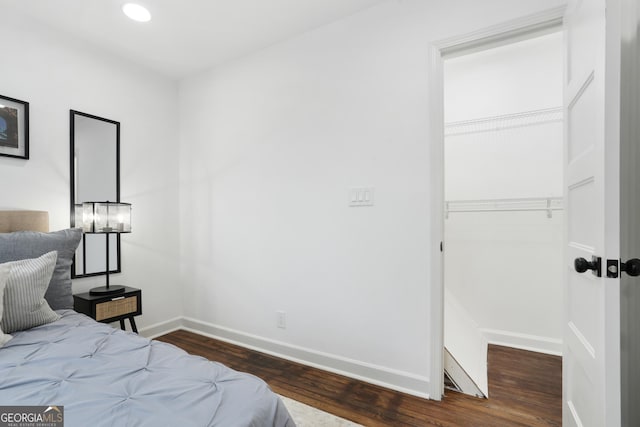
[73,287,142,333]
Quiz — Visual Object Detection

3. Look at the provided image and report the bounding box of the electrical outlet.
[277,311,286,329]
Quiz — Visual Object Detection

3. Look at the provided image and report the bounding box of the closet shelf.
[444,107,563,136]
[445,197,563,218]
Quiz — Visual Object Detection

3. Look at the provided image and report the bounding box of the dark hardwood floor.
[156,330,562,426]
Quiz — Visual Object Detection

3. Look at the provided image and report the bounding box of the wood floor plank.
[156,330,562,426]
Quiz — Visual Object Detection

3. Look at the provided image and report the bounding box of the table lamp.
[78,201,132,296]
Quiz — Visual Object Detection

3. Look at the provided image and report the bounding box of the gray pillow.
[0,263,11,346]
[1,251,60,334]
[0,228,82,309]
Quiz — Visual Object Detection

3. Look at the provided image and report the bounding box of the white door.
[564,0,621,425]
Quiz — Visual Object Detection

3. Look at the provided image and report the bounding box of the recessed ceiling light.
[122,3,151,22]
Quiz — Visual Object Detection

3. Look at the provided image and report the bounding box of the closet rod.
[445,197,563,219]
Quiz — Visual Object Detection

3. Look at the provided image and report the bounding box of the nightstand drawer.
[96,296,138,321]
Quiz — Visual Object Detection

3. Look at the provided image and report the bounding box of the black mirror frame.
[69,110,122,279]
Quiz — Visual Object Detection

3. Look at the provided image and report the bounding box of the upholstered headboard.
[0,210,49,233]
[0,210,82,310]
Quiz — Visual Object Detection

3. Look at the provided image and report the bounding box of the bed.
[0,210,295,427]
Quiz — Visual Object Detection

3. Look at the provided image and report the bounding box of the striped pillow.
[0,263,11,346]
[1,251,60,334]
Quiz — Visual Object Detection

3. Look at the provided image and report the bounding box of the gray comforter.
[0,310,295,427]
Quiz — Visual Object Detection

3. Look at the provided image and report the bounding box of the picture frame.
[0,94,29,160]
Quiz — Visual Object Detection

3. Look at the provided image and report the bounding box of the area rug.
[279,395,364,427]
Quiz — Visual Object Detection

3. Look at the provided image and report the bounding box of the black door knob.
[574,256,601,276]
[621,258,640,277]
[575,257,593,273]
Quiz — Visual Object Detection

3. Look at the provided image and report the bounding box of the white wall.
[444,32,564,200]
[179,0,566,396]
[444,212,564,352]
[444,32,564,353]
[444,32,564,122]
[0,11,182,329]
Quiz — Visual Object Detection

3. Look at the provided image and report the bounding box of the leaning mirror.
[70,110,121,278]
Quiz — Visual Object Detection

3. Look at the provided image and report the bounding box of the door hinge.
[606,259,619,278]
[440,241,443,252]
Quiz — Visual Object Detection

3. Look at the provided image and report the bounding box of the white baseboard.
[181,317,432,399]
[139,316,183,339]
[133,317,561,398]
[481,328,562,356]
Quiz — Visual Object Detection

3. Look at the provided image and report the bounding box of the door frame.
[426,6,566,400]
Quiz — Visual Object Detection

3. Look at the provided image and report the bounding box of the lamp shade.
[79,202,131,233]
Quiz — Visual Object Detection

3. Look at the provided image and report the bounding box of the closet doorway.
[441,29,564,397]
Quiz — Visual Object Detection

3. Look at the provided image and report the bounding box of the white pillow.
[0,251,60,334]
[0,263,11,347]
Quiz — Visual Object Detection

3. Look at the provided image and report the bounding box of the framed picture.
[0,94,29,159]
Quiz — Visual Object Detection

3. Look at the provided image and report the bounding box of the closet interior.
[442,30,564,396]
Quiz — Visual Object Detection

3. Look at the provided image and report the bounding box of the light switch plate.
[349,187,374,207]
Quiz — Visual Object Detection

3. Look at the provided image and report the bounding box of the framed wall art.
[0,94,29,160]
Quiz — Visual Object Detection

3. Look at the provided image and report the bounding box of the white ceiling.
[5,0,386,79]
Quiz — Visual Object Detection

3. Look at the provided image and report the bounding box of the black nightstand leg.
[120,319,126,330]
[129,316,138,333]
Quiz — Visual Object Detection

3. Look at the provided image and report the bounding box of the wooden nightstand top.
[74,286,141,302]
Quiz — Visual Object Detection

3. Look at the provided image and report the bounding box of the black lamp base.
[89,285,125,296]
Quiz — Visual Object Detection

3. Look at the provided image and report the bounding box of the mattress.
[0,310,295,427]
